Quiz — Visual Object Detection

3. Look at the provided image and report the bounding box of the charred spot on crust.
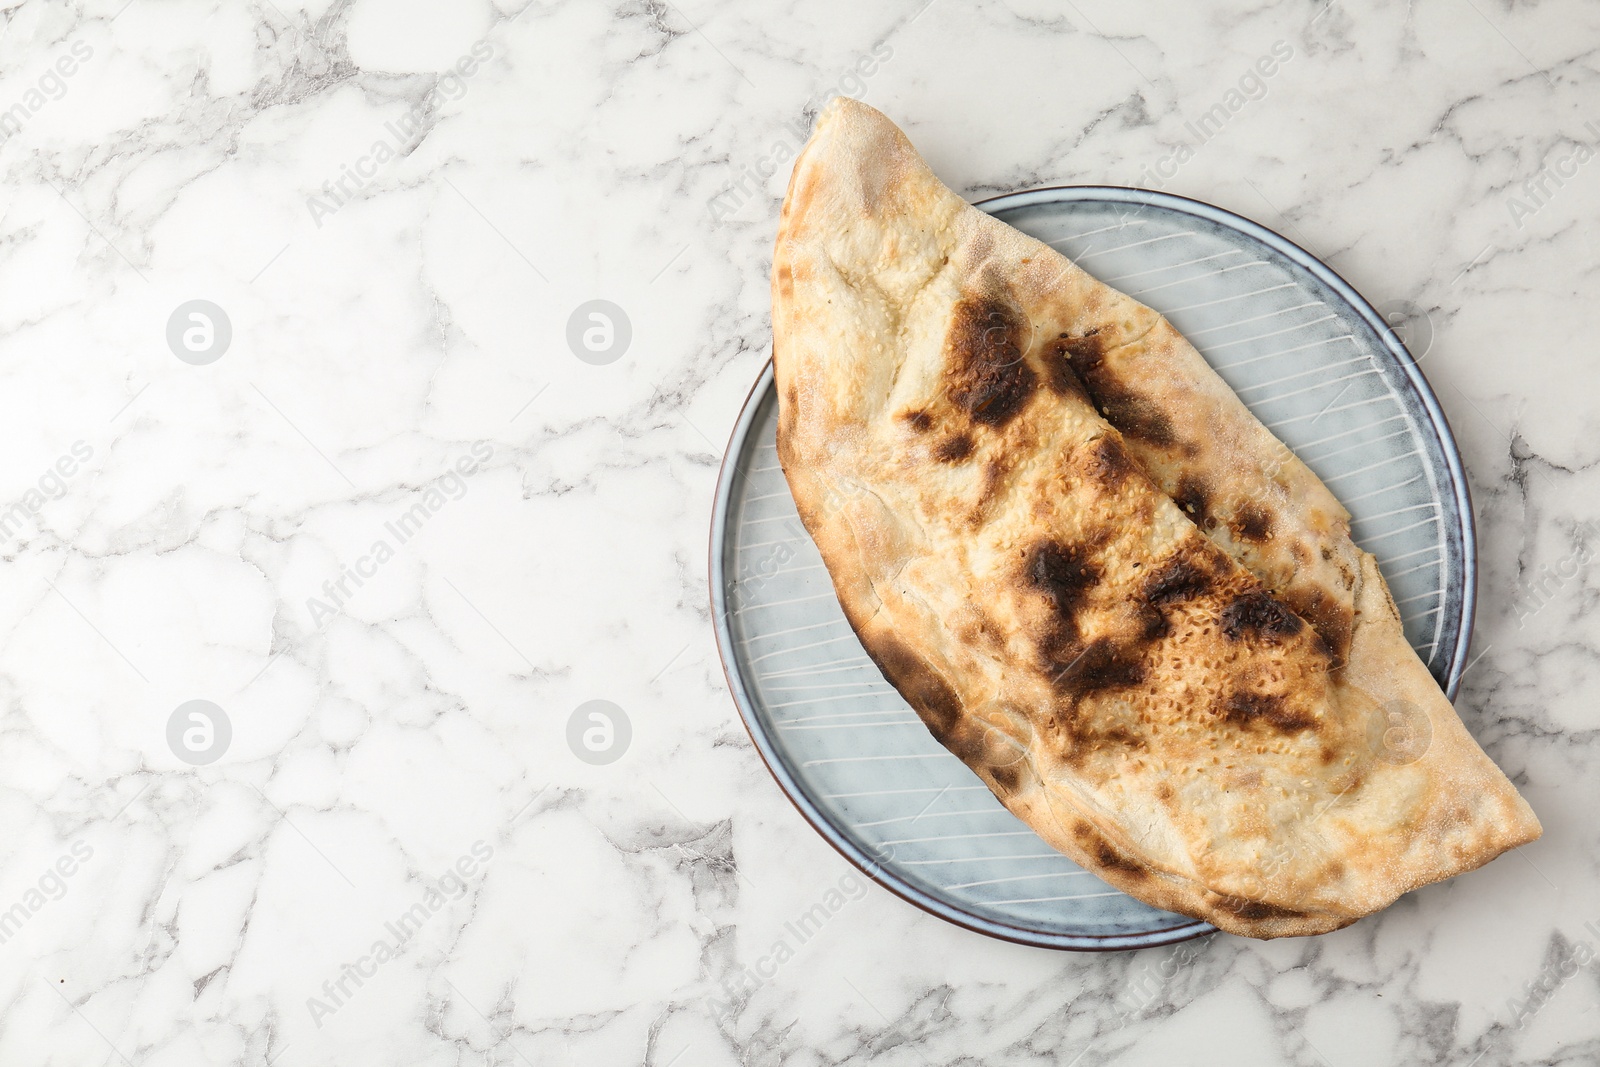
[1222,690,1317,733]
[1026,540,1101,620]
[1064,334,1178,447]
[1217,897,1306,922]
[989,760,1023,793]
[1060,332,1105,376]
[935,434,974,463]
[1284,590,1353,666]
[1042,339,1092,402]
[1038,640,1085,685]
[1072,822,1147,878]
[946,296,1038,427]
[1220,592,1304,642]
[1087,434,1134,487]
[1023,540,1156,695]
[1026,542,1099,664]
[1143,547,1218,606]
[1095,842,1145,876]
[902,409,933,433]
[1173,474,1214,529]
[1234,503,1274,542]
[1056,637,1146,693]
[1138,603,1172,641]
[1096,391,1177,447]
[865,636,963,744]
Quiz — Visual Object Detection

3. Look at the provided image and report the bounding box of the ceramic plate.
[710,187,1475,951]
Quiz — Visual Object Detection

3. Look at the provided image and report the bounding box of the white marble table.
[1,0,1596,1064]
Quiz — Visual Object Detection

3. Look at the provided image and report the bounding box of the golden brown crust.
[771,99,1540,939]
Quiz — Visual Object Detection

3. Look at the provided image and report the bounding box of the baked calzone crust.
[770,99,1539,939]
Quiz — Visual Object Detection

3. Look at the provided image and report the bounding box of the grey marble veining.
[0,0,1596,1064]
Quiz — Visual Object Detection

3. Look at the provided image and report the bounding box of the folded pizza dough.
[770,98,1539,939]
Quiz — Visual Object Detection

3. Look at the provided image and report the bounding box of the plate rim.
[710,185,1477,952]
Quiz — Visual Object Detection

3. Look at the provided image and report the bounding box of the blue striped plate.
[711,187,1475,950]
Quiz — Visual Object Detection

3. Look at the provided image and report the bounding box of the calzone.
[770,99,1539,938]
